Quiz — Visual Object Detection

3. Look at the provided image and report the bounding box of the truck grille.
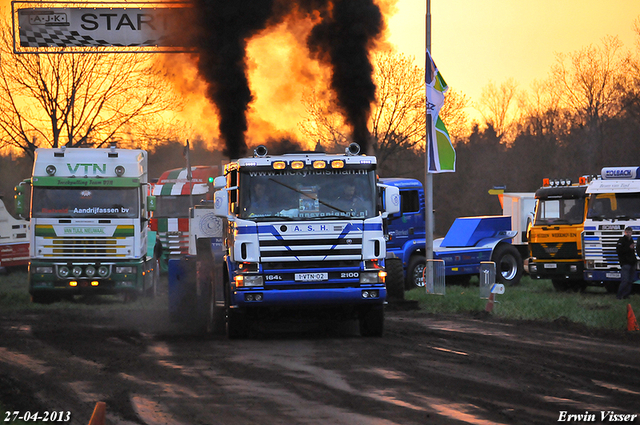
[40,237,129,258]
[530,242,579,259]
[259,236,363,262]
[583,231,622,268]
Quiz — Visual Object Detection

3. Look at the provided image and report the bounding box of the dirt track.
[1,298,639,425]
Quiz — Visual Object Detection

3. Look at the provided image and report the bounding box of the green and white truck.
[15,147,159,303]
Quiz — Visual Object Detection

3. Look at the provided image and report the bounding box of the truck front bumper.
[232,286,386,308]
[529,261,583,280]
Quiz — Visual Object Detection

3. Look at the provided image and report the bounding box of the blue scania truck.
[168,144,400,337]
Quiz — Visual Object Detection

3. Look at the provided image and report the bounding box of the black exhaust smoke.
[190,0,383,158]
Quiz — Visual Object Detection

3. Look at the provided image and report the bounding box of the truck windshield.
[587,193,640,220]
[535,198,585,225]
[238,168,376,220]
[32,187,139,219]
[155,195,203,218]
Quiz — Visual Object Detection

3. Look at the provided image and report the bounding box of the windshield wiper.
[268,178,348,213]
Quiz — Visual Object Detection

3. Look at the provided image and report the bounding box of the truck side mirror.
[213,176,226,191]
[213,189,234,220]
[379,184,400,217]
[147,195,156,212]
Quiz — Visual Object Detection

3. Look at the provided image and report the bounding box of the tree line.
[2,14,640,236]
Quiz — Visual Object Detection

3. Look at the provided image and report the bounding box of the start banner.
[14,4,192,51]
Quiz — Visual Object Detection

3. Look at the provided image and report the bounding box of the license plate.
[295,272,328,282]
[544,263,557,269]
[606,272,621,279]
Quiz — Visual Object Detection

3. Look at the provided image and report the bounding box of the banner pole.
[425,0,434,262]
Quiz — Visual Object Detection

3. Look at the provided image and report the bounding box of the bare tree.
[551,35,629,126]
[550,35,630,170]
[300,51,469,174]
[0,16,182,160]
[477,78,521,142]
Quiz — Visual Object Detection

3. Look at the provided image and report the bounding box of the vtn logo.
[67,163,107,174]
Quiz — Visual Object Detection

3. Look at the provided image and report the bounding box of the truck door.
[387,189,424,251]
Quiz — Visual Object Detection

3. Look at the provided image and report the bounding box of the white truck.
[583,166,640,292]
[168,144,400,337]
[15,147,159,303]
[0,196,29,272]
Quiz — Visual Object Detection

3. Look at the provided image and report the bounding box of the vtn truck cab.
[169,144,400,337]
[380,178,524,289]
[528,177,590,292]
[16,147,159,303]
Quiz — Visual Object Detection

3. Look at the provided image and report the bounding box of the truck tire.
[359,305,384,337]
[385,258,404,300]
[406,256,426,290]
[604,281,619,294]
[226,309,248,339]
[31,292,57,304]
[492,244,523,286]
[194,256,214,336]
[552,279,570,292]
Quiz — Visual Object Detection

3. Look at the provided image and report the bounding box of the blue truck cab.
[380,178,524,289]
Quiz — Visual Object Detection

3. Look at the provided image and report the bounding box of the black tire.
[359,306,384,337]
[194,255,214,336]
[604,281,619,294]
[552,279,570,292]
[405,256,426,290]
[385,258,404,300]
[31,292,57,304]
[492,244,523,286]
[226,309,248,339]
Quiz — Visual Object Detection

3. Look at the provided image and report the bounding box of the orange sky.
[5,0,640,146]
[387,0,640,112]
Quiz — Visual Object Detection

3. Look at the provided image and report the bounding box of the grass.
[1,269,639,331]
[405,276,640,332]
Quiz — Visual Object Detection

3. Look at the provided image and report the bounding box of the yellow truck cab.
[528,177,590,292]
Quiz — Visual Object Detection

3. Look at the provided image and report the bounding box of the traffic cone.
[485,292,495,313]
[627,304,639,332]
[88,402,106,425]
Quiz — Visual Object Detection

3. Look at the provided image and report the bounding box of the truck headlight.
[58,266,70,278]
[85,265,96,277]
[243,275,264,287]
[529,264,537,272]
[360,272,381,284]
[35,266,53,274]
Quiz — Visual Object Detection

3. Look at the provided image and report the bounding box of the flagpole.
[425,0,434,263]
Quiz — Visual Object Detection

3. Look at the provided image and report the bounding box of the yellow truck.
[527,177,590,292]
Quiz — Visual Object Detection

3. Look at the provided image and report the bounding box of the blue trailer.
[381,178,524,289]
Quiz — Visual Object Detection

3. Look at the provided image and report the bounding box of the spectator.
[615,226,636,300]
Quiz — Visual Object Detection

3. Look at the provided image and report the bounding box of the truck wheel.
[552,279,570,292]
[604,282,619,294]
[31,292,57,304]
[406,256,426,289]
[359,306,384,337]
[492,244,523,286]
[385,258,404,300]
[226,309,248,339]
